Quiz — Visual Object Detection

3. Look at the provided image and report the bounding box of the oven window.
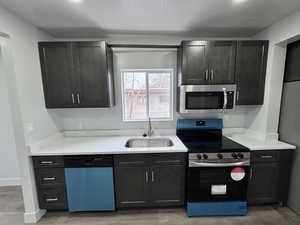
[186,92,223,109]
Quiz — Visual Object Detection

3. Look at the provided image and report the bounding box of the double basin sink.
[125,138,174,148]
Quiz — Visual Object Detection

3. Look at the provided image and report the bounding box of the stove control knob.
[197,154,202,160]
[232,153,238,159]
[217,153,223,159]
[237,153,244,159]
[203,154,208,160]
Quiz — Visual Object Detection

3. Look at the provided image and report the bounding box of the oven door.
[187,165,249,202]
[179,85,236,113]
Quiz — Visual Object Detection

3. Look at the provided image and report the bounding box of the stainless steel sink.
[125,138,174,148]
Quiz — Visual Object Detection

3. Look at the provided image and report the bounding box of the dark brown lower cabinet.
[247,150,293,205]
[114,153,186,209]
[150,165,185,207]
[33,156,68,210]
[114,166,149,208]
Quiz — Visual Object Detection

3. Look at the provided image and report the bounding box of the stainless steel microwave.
[178,85,237,113]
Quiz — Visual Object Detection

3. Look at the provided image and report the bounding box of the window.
[121,69,173,121]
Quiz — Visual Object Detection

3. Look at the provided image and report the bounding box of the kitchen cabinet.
[208,41,236,84]
[38,42,74,108]
[150,165,185,206]
[180,41,209,85]
[114,166,149,208]
[39,41,115,108]
[235,41,268,105]
[247,150,293,205]
[114,153,186,209]
[33,156,68,210]
[284,40,300,82]
[179,41,236,85]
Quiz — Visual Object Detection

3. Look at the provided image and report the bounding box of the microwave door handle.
[222,88,228,111]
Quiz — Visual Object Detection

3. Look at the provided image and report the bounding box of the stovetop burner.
[176,119,249,154]
[178,136,249,153]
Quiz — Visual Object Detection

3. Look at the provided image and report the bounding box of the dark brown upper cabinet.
[235,41,268,105]
[208,41,236,84]
[179,40,236,85]
[39,41,115,108]
[180,41,209,85]
[284,40,300,82]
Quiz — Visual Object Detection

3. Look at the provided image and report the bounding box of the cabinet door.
[181,41,209,85]
[236,41,268,105]
[248,162,279,204]
[73,42,112,107]
[284,40,300,82]
[114,167,149,208]
[208,41,236,84]
[39,42,75,108]
[150,165,185,207]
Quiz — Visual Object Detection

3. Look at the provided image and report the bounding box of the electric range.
[176,119,250,217]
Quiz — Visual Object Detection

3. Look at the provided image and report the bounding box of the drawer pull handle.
[119,161,144,165]
[45,198,58,202]
[40,161,54,165]
[43,177,56,181]
[260,155,273,159]
[156,160,181,163]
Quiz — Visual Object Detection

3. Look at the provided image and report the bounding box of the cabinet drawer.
[35,168,65,187]
[114,155,147,167]
[38,187,67,210]
[252,151,280,163]
[33,156,64,168]
[151,153,187,165]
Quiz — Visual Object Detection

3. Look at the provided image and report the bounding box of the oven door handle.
[189,160,250,167]
[222,88,228,111]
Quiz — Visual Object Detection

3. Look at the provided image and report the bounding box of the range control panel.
[189,152,251,162]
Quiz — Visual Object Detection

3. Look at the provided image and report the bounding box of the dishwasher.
[64,155,115,212]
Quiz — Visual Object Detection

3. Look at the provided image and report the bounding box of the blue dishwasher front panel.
[64,167,115,212]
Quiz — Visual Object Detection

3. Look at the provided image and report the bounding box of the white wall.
[248,9,300,140]
[0,4,59,223]
[0,5,60,145]
[0,42,20,186]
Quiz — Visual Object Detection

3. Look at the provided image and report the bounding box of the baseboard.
[0,177,20,186]
[24,209,46,223]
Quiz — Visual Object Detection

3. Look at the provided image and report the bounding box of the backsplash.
[49,105,258,132]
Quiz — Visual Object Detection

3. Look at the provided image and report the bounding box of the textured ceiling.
[1,0,300,38]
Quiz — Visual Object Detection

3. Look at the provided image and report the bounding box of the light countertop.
[225,133,296,151]
[29,135,188,156]
[29,129,296,156]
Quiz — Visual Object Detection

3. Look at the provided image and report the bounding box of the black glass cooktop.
[177,135,249,153]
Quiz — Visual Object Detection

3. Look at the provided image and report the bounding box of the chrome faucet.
[146,117,154,137]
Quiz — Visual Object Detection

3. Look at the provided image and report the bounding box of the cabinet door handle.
[71,93,75,104]
[40,161,54,165]
[236,91,240,102]
[249,167,253,180]
[151,171,155,182]
[145,171,149,183]
[43,177,56,181]
[77,93,81,104]
[211,69,214,80]
[260,155,273,159]
[45,198,58,202]
[205,70,209,80]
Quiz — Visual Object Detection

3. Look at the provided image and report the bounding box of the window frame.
[121,68,174,122]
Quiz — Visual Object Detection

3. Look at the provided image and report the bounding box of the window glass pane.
[123,72,147,120]
[148,72,171,118]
